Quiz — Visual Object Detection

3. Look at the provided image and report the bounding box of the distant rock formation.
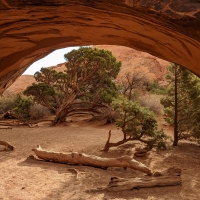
[3,75,35,97]
[93,45,169,81]
[3,45,169,96]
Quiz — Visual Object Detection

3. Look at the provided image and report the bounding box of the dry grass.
[139,94,164,115]
[30,104,51,120]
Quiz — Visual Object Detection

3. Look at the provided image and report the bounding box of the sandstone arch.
[0,0,200,94]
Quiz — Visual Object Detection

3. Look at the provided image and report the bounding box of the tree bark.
[52,90,77,125]
[173,66,179,146]
[32,145,152,175]
[104,167,181,191]
[52,110,67,125]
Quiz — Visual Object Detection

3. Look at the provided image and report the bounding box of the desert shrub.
[24,47,121,125]
[148,80,167,95]
[13,94,33,119]
[139,94,163,115]
[0,96,16,114]
[30,104,51,119]
[149,129,169,149]
[98,106,119,124]
[113,97,167,148]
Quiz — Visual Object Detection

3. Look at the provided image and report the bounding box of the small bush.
[111,97,168,150]
[30,104,51,120]
[148,80,167,95]
[152,129,169,149]
[98,106,119,124]
[13,94,33,119]
[139,94,163,115]
[0,96,16,114]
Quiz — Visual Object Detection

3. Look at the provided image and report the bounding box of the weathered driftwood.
[0,141,15,150]
[0,126,12,129]
[105,168,181,191]
[0,122,16,126]
[32,145,152,175]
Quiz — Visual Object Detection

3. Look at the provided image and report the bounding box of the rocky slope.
[3,75,35,97]
[93,45,169,81]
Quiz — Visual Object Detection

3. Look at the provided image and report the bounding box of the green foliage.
[112,97,168,148]
[24,47,121,124]
[161,63,200,145]
[64,47,121,103]
[24,82,57,111]
[0,96,16,114]
[13,94,33,119]
[151,129,168,149]
[148,80,167,95]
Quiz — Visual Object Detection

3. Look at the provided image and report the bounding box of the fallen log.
[0,141,15,150]
[32,145,152,175]
[0,126,12,129]
[105,167,181,191]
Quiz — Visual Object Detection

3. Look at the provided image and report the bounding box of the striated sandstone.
[0,0,200,94]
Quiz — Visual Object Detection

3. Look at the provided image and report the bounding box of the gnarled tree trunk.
[52,90,77,125]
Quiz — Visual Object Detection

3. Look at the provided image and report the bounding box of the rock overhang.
[0,0,200,94]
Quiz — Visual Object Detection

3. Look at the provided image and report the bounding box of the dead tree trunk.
[0,141,15,150]
[32,145,152,175]
[106,168,181,191]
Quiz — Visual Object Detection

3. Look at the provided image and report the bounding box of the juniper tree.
[161,63,200,146]
[24,47,121,125]
[13,94,33,120]
[103,97,167,151]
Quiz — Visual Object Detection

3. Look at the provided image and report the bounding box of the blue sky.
[23,46,79,75]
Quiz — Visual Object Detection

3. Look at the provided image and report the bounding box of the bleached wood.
[106,168,181,191]
[32,145,151,175]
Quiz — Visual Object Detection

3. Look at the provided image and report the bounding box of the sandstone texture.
[93,45,169,81]
[0,0,200,94]
[3,75,35,97]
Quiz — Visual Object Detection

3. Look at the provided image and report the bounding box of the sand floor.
[0,119,200,200]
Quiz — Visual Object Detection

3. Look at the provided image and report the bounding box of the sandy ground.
[0,117,200,200]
